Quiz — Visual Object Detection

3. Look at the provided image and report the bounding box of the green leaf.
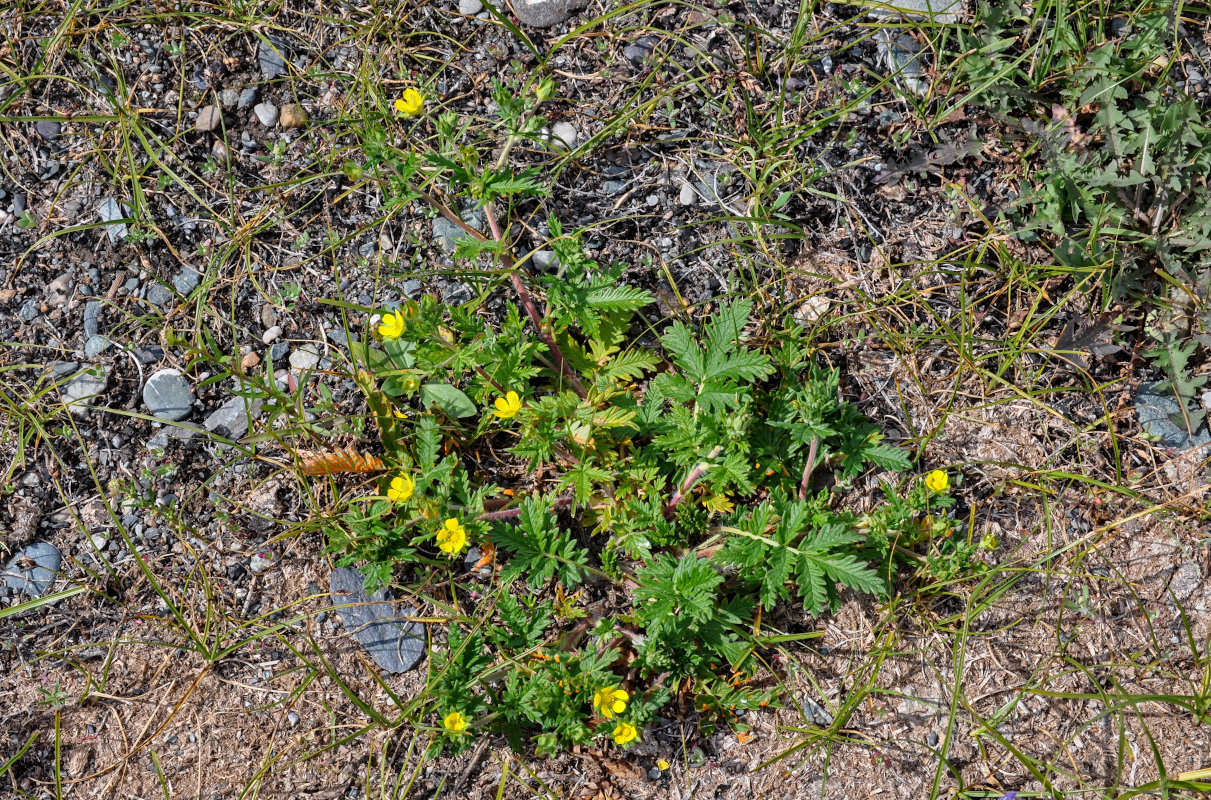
[420,383,477,418]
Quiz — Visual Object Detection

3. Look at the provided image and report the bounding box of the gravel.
[258,39,288,79]
[458,0,483,12]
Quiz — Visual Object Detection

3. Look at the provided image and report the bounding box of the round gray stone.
[60,366,109,416]
[254,102,279,127]
[143,368,194,421]
[289,345,321,370]
[459,0,483,12]
[237,87,259,109]
[3,542,62,598]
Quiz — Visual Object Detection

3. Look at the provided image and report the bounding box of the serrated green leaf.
[419,383,477,418]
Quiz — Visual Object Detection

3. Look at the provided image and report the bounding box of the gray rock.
[237,87,259,109]
[3,542,62,599]
[1169,563,1202,602]
[60,366,108,415]
[531,249,560,271]
[442,282,473,306]
[402,279,423,297]
[250,550,277,574]
[83,300,103,337]
[801,697,834,726]
[143,368,194,421]
[172,268,201,295]
[97,198,129,243]
[195,105,222,132]
[258,39,288,79]
[458,0,483,12]
[432,209,485,254]
[1134,381,1211,452]
[146,283,173,307]
[18,299,40,322]
[262,325,282,344]
[254,102,279,127]
[548,120,578,150]
[329,566,426,673]
[510,0,589,27]
[623,35,659,65]
[36,120,62,140]
[678,181,695,205]
[203,395,263,439]
[602,179,627,195]
[876,31,927,95]
[269,341,289,362]
[218,89,240,109]
[289,345,321,370]
[84,335,113,359]
[862,0,961,23]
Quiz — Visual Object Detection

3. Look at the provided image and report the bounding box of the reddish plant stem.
[665,446,722,517]
[481,204,587,398]
[798,438,819,501]
[478,495,575,522]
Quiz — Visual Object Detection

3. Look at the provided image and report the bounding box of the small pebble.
[262,325,282,344]
[254,102,279,127]
[278,103,306,130]
[195,105,222,132]
[218,89,240,109]
[241,352,260,370]
[237,87,259,109]
[679,181,695,205]
[250,550,276,574]
[36,120,62,140]
[458,0,483,12]
[288,711,300,727]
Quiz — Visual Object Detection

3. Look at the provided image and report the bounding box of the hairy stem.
[666,446,722,517]
[477,495,575,522]
[798,438,819,501]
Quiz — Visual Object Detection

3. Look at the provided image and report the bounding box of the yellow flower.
[612,722,638,746]
[442,711,468,733]
[593,685,629,719]
[386,474,414,502]
[394,88,424,116]
[493,391,522,419]
[436,518,468,555]
[657,759,670,771]
[924,469,949,493]
[377,308,405,340]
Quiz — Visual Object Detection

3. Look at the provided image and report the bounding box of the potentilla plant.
[319,73,969,755]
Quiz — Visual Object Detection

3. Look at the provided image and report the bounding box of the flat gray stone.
[531,249,560,271]
[862,0,961,23]
[203,395,263,439]
[510,0,589,27]
[877,31,928,95]
[83,300,103,338]
[432,209,485,254]
[3,542,62,598]
[289,345,321,370]
[329,566,426,673]
[84,335,113,359]
[254,102,279,127]
[172,267,201,295]
[1170,563,1201,602]
[459,0,483,13]
[60,366,108,415]
[143,368,194,421]
[219,89,240,109]
[97,198,129,243]
[36,120,62,140]
[1134,381,1211,452]
[237,87,259,109]
[258,39,288,79]
[146,283,173,307]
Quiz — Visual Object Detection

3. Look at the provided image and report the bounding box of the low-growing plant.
[315,72,977,756]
